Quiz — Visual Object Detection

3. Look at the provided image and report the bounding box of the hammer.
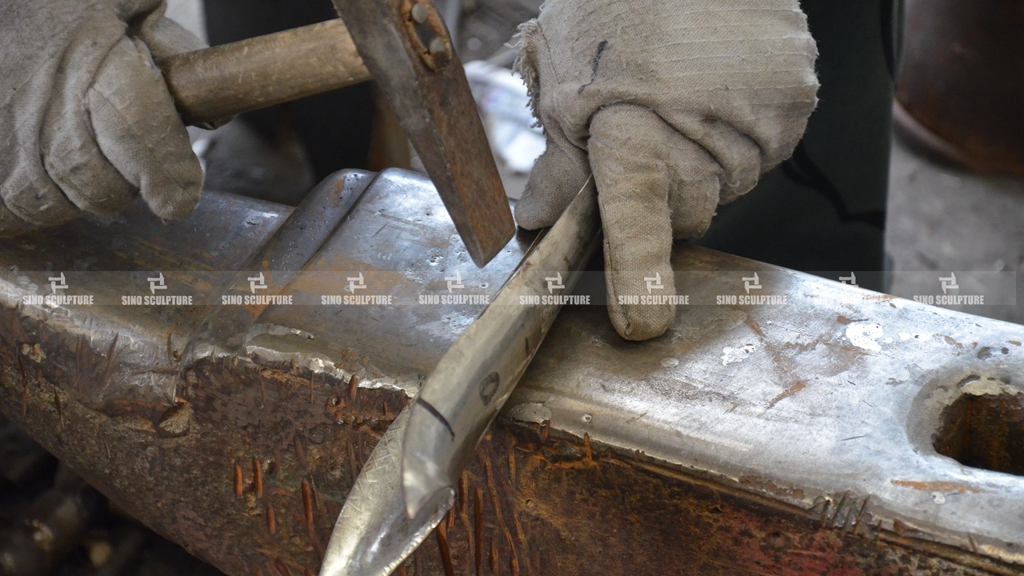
[158,7,515,267]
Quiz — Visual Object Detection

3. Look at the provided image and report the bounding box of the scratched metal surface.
[510,247,1024,566]
[1,168,1023,573]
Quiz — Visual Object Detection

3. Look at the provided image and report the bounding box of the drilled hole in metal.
[934,384,1024,475]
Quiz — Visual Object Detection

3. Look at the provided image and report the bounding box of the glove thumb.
[514,133,590,230]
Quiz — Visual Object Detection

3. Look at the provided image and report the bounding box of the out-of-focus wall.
[165,0,207,44]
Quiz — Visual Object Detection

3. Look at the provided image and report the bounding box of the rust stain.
[891,480,981,494]
[766,381,807,409]
[234,463,244,497]
[436,515,456,576]
[474,488,484,576]
[489,538,498,574]
[743,317,766,339]
[349,374,360,401]
[484,455,519,575]
[836,316,864,325]
[301,479,318,547]
[253,458,264,497]
[273,557,292,576]
[1010,340,1022,346]
[266,502,276,535]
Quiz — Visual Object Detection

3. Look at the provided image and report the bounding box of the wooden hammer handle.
[158,19,371,128]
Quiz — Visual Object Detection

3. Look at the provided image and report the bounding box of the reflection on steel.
[0,169,1023,575]
[322,178,599,575]
[402,178,598,520]
[320,405,451,576]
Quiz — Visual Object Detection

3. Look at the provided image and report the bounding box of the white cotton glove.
[0,0,205,237]
[514,0,819,341]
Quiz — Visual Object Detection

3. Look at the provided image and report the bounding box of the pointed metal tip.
[320,406,455,576]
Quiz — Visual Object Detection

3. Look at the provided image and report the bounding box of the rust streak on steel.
[348,374,360,401]
[253,458,264,497]
[484,455,518,575]
[234,464,244,497]
[273,557,292,576]
[583,433,593,461]
[489,538,498,574]
[309,372,315,404]
[458,472,474,573]
[489,444,531,576]
[436,515,456,576]
[266,502,277,535]
[459,471,469,519]
[474,488,484,576]
[540,420,549,441]
[301,479,323,557]
[396,566,407,576]
[508,451,516,485]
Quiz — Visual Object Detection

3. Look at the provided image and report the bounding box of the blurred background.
[3,0,1021,574]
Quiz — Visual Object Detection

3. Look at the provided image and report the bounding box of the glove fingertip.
[139,157,203,220]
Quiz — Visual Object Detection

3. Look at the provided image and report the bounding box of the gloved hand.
[514,0,819,341]
[0,0,205,237]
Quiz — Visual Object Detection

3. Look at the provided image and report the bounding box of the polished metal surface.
[1,168,1023,574]
[320,405,450,576]
[317,178,599,576]
[402,178,599,520]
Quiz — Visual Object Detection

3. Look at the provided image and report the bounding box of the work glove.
[514,0,819,340]
[0,0,205,237]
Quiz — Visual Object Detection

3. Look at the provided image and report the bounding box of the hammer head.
[333,0,516,267]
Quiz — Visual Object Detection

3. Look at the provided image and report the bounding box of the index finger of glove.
[590,104,680,341]
[514,131,591,230]
[88,36,203,220]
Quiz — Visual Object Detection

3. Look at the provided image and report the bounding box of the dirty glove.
[0,0,205,236]
[514,0,819,340]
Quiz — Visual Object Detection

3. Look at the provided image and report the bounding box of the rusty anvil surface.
[0,169,1023,575]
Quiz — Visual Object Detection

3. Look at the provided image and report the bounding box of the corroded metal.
[0,169,1022,575]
